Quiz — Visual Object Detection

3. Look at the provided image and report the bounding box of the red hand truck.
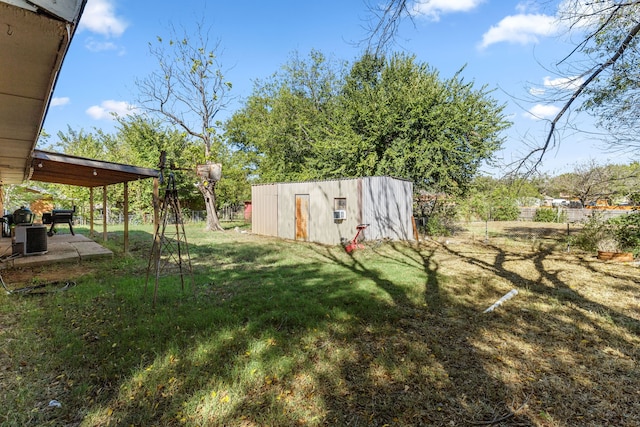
[345,223,369,253]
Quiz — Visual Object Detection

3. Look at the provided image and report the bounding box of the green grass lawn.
[1,222,639,426]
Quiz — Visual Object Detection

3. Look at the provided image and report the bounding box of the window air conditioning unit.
[13,225,48,256]
[333,210,346,220]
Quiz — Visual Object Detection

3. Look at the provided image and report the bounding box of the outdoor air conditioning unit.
[13,225,48,256]
[333,210,347,220]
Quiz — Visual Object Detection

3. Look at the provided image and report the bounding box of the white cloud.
[525,104,561,120]
[50,97,70,107]
[84,38,118,52]
[543,75,584,91]
[528,87,546,96]
[78,0,128,38]
[86,100,137,120]
[515,1,539,14]
[411,0,485,21]
[479,13,558,49]
[529,75,584,96]
[556,0,611,30]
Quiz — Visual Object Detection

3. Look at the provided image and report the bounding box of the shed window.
[334,198,347,210]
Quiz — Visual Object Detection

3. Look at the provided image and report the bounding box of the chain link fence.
[447,208,637,250]
[519,207,633,223]
[71,205,247,226]
[456,221,576,246]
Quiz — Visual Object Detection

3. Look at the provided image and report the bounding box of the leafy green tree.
[50,126,136,218]
[1,184,48,213]
[40,118,209,221]
[609,212,640,256]
[214,149,252,209]
[607,162,640,204]
[227,51,510,196]
[56,126,106,159]
[47,127,104,213]
[114,115,203,212]
[226,50,347,182]
[533,208,567,223]
[459,176,539,221]
[340,53,509,195]
[366,1,640,167]
[548,159,639,206]
[460,176,506,221]
[573,1,640,150]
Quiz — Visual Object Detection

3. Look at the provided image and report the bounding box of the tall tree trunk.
[198,181,224,231]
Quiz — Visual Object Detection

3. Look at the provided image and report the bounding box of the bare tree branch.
[364,0,412,55]
[135,19,233,231]
[517,17,640,176]
[365,1,640,178]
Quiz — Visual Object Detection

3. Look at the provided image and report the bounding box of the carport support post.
[103,186,108,241]
[153,177,159,231]
[123,181,129,253]
[89,187,94,238]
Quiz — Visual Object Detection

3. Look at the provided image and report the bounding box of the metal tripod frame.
[145,171,194,307]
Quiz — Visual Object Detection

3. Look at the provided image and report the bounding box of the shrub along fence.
[519,207,633,223]
[453,209,638,252]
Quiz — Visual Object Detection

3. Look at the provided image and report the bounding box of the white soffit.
[0,0,86,185]
[29,0,84,23]
[0,0,83,22]
[0,1,37,12]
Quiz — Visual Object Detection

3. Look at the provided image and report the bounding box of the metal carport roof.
[30,150,159,187]
[27,149,159,254]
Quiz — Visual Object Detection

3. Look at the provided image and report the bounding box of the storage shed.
[251,176,414,245]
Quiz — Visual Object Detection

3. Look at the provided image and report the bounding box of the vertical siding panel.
[357,178,363,225]
[251,184,278,237]
[253,177,412,244]
[309,179,358,245]
[274,179,360,245]
[277,183,301,241]
[362,177,413,241]
[362,177,382,240]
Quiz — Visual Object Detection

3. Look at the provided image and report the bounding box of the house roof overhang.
[30,150,159,188]
[0,0,87,185]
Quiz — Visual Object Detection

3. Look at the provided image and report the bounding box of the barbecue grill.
[42,207,75,236]
[2,207,35,237]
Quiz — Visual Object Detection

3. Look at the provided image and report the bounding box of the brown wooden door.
[295,194,309,241]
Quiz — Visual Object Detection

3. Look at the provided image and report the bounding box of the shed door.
[295,194,309,241]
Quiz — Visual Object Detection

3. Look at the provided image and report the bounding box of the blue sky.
[42,0,624,175]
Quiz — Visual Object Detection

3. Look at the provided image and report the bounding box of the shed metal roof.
[250,176,412,187]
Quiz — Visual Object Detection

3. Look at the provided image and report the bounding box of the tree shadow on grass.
[444,242,640,337]
[15,235,640,426]
[11,236,503,425]
[439,241,640,425]
[304,242,534,426]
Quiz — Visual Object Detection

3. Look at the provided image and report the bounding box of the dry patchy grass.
[0,222,639,426]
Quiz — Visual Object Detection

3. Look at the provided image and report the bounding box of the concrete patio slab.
[0,232,112,269]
